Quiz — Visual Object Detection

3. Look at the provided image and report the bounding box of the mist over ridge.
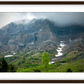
[1,12,84,28]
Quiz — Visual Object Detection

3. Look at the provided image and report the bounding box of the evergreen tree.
[40,52,50,72]
[67,68,72,72]
[8,64,16,72]
[0,57,8,72]
[0,61,2,72]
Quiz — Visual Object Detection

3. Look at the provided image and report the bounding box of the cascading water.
[49,41,66,64]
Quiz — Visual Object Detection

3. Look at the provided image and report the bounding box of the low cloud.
[0,12,84,28]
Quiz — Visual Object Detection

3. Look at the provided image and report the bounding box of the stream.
[49,41,66,64]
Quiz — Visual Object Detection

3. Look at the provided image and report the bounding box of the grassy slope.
[49,59,84,72]
[3,50,84,72]
[49,51,84,72]
[4,51,55,72]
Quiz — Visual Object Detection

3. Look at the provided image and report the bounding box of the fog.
[0,12,84,28]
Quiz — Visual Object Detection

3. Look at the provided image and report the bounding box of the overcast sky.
[0,12,84,28]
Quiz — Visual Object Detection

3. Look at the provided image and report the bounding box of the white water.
[4,53,16,58]
[55,41,65,57]
[49,41,66,64]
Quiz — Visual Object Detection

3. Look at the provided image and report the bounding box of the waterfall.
[49,41,66,64]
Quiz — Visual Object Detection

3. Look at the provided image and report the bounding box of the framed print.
[0,1,84,83]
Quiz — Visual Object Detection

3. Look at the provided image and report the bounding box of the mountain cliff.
[0,18,84,53]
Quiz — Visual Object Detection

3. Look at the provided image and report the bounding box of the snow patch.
[4,53,16,58]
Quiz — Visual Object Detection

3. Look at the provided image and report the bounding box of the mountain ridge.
[0,18,84,53]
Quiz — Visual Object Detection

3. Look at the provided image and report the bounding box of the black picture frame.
[0,1,84,83]
[0,80,84,83]
[0,1,84,5]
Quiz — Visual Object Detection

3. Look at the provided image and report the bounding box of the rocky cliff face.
[0,18,84,53]
[0,19,57,52]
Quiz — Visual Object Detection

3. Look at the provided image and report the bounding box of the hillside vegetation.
[1,50,83,72]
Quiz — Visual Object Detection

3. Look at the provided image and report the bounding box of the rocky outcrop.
[0,18,84,53]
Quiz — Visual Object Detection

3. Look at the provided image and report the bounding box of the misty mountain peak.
[13,19,31,25]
